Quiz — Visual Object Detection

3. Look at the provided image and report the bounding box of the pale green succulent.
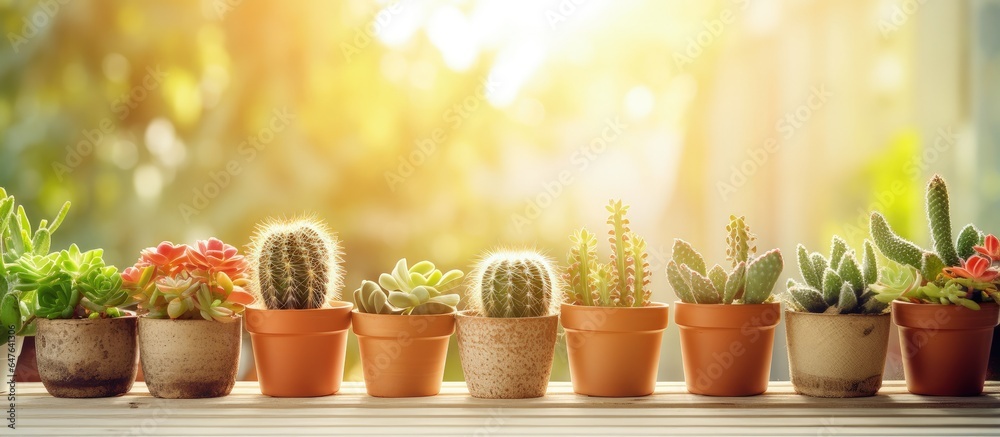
[354,259,463,315]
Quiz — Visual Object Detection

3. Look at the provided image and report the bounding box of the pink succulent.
[138,241,191,275]
[121,266,145,287]
[943,255,1000,283]
[186,238,248,281]
[974,234,1000,262]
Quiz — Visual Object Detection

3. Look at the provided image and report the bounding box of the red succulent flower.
[974,234,1000,262]
[186,238,248,281]
[943,255,1000,283]
[138,241,190,276]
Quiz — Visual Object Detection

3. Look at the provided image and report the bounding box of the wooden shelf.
[15,381,1000,436]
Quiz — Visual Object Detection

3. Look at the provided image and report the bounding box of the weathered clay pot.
[785,310,890,397]
[675,301,781,396]
[35,315,138,398]
[456,311,557,399]
[139,317,241,399]
[353,311,455,397]
[893,301,999,396]
[561,303,669,397]
[245,302,353,397]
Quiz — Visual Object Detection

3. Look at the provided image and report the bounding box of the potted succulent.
[560,200,669,397]
[0,188,71,383]
[869,174,999,396]
[352,258,463,397]
[123,238,253,399]
[666,215,783,396]
[457,249,562,399]
[0,191,137,398]
[784,237,890,398]
[244,217,352,398]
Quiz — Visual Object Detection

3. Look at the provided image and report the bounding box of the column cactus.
[666,215,783,305]
[472,250,560,318]
[248,217,343,310]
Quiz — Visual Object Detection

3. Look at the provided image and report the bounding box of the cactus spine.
[666,215,783,305]
[473,250,560,318]
[927,175,960,267]
[248,217,343,310]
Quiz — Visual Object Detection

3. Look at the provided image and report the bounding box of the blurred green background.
[2,0,999,382]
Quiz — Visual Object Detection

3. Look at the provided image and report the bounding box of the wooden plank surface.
[11,381,1000,436]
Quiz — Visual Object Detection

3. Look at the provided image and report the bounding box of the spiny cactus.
[563,200,651,307]
[666,215,783,305]
[786,237,887,314]
[248,217,343,310]
[354,258,463,315]
[472,250,560,318]
[869,175,984,281]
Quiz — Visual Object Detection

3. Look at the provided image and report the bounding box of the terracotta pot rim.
[245,302,353,335]
[674,300,781,329]
[891,301,999,330]
[457,310,558,321]
[784,310,890,318]
[353,310,456,338]
[561,302,669,333]
[247,300,354,313]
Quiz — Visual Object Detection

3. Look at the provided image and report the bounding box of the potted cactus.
[352,258,463,397]
[784,237,890,398]
[666,215,783,396]
[123,238,252,399]
[869,174,999,396]
[457,249,562,399]
[244,217,352,397]
[0,190,137,398]
[560,200,669,397]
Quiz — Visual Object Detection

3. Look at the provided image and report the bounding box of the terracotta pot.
[245,302,353,397]
[456,311,557,399]
[139,317,241,399]
[989,326,1000,381]
[35,315,138,398]
[785,311,890,397]
[561,303,669,397]
[892,301,999,396]
[353,311,455,397]
[674,301,780,396]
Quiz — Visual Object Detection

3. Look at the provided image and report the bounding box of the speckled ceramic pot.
[35,315,139,398]
[139,317,241,399]
[785,311,891,398]
[456,311,557,399]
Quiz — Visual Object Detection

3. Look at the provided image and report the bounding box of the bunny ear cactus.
[786,237,887,314]
[869,175,1000,308]
[563,200,651,307]
[473,250,560,318]
[666,215,783,305]
[248,217,343,310]
[354,258,464,315]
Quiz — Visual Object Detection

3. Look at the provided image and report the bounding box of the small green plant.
[248,217,343,310]
[0,188,128,335]
[564,200,650,307]
[470,250,561,318]
[869,175,999,309]
[354,258,463,315]
[666,215,783,304]
[785,236,886,314]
